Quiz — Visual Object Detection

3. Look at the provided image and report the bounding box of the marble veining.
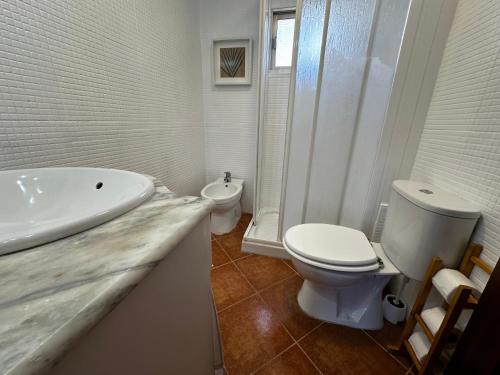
[0,177,214,375]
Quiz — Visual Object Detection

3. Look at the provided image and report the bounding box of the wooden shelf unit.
[388,243,492,374]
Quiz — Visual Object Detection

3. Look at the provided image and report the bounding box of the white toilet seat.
[283,224,380,272]
[285,245,380,272]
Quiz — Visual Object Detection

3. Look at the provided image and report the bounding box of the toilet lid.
[284,224,378,267]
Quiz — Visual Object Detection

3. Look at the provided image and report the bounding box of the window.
[271,10,296,69]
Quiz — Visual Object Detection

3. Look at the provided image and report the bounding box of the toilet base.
[297,276,392,330]
[210,203,241,235]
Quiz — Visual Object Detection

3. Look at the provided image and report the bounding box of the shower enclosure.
[242,0,296,256]
[243,0,411,257]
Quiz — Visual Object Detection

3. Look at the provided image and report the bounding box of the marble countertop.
[0,178,214,375]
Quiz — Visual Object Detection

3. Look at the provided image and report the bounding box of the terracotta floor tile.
[211,263,254,310]
[218,295,294,374]
[299,323,407,375]
[365,321,412,368]
[212,240,230,267]
[365,320,404,347]
[282,258,298,273]
[218,231,247,260]
[239,213,253,229]
[236,256,295,290]
[260,275,322,339]
[255,345,320,375]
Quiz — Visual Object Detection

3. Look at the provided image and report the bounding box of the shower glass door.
[243,0,296,253]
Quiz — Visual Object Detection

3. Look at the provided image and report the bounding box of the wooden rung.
[459,243,483,276]
[471,256,493,275]
[464,294,479,309]
[404,339,422,371]
[415,314,435,342]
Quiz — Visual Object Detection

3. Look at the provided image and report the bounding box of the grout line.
[216,292,257,314]
[211,261,231,270]
[232,258,259,294]
[248,342,297,375]
[217,273,297,315]
[292,320,323,343]
[258,273,297,293]
[281,258,299,275]
[295,322,326,375]
[253,291,323,374]
[361,329,410,371]
[296,322,325,344]
[296,341,324,375]
[227,248,301,372]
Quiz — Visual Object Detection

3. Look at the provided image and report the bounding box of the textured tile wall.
[198,0,260,213]
[411,0,500,288]
[0,0,205,197]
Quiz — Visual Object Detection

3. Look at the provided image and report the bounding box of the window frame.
[271,9,296,70]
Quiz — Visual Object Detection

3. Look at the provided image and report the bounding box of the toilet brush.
[383,276,408,324]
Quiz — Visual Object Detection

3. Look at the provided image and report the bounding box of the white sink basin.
[0,168,155,255]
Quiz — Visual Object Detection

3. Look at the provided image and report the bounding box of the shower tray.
[241,209,288,259]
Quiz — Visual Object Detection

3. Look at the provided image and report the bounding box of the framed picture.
[213,39,252,85]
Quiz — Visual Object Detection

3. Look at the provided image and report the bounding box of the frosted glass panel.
[281,0,328,233]
[305,0,376,224]
[275,18,295,67]
[252,0,296,240]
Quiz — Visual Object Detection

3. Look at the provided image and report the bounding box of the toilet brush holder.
[383,294,407,324]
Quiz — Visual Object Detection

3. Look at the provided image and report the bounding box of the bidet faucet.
[224,171,231,183]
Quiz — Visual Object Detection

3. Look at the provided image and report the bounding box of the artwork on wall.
[213,39,252,85]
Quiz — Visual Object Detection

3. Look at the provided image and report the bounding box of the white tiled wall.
[198,0,260,213]
[411,0,500,288]
[0,0,205,197]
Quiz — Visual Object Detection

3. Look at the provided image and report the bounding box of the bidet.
[201,177,244,234]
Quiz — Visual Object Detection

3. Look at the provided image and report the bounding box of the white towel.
[409,331,430,362]
[421,306,446,335]
[432,269,479,303]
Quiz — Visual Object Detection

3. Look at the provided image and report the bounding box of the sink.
[0,168,155,255]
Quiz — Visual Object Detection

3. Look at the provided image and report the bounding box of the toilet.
[201,177,244,235]
[284,180,480,330]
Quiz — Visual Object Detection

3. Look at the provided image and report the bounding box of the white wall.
[198,0,260,213]
[0,0,205,197]
[411,0,500,289]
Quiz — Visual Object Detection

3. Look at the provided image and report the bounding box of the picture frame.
[213,39,252,85]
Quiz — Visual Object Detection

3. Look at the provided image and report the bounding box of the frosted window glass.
[275,18,295,67]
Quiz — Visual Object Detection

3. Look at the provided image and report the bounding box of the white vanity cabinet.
[50,217,220,375]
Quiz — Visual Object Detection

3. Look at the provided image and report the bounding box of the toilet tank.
[381,180,480,281]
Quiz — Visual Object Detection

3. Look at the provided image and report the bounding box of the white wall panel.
[411,0,500,288]
[282,0,328,232]
[339,0,410,230]
[282,0,410,233]
[305,0,376,224]
[198,0,260,213]
[0,0,205,197]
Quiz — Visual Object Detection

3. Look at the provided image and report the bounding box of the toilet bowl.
[284,224,399,330]
[283,180,480,331]
[201,178,243,235]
